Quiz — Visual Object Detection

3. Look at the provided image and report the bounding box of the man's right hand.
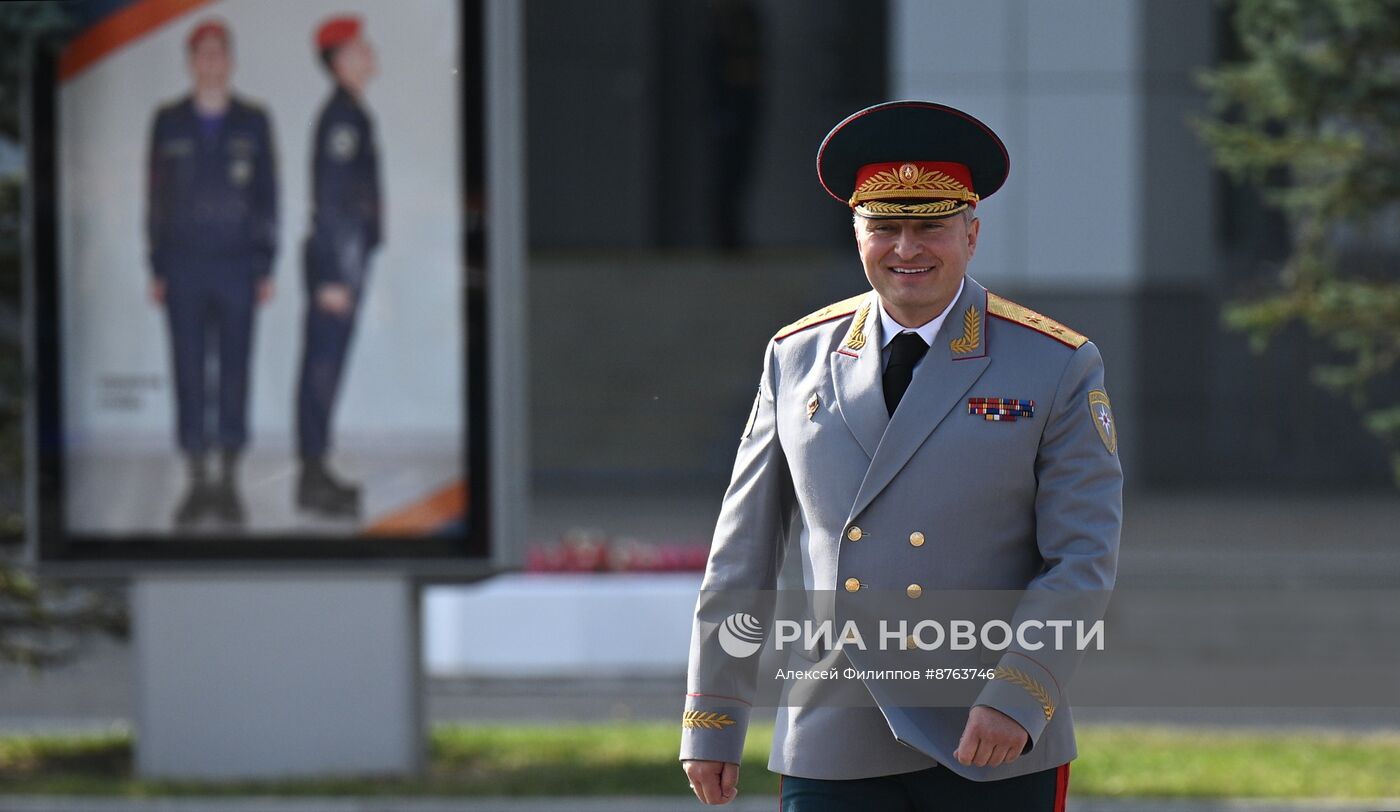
[682,759,739,805]
[149,278,166,305]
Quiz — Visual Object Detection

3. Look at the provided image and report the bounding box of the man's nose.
[893,231,920,258]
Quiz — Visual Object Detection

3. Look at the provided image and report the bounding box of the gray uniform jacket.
[679,275,1121,781]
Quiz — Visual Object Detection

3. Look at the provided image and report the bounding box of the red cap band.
[849,161,978,208]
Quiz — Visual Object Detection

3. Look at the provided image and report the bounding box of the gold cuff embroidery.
[683,711,737,730]
[993,665,1056,721]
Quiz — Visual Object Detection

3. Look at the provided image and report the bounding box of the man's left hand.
[954,705,1028,768]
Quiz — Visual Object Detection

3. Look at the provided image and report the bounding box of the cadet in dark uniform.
[146,20,277,527]
[295,17,380,517]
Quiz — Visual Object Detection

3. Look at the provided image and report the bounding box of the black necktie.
[883,332,929,415]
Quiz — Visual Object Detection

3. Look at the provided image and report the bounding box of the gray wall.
[523,0,1396,491]
[526,0,886,251]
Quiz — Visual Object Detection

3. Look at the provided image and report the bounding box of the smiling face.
[854,211,980,328]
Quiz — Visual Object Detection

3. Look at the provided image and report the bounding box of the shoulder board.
[987,292,1088,349]
[773,292,868,341]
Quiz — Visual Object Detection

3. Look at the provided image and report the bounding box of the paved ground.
[7,493,1400,732]
[2,494,1398,810]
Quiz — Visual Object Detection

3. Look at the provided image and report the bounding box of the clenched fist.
[682,759,739,805]
[954,705,1029,768]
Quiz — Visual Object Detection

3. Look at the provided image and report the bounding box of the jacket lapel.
[847,278,992,521]
[829,291,885,459]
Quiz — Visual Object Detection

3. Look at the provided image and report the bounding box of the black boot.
[173,454,213,527]
[213,450,246,525]
[297,458,361,518]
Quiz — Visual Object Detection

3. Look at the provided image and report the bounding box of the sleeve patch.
[328,123,359,161]
[1088,389,1117,454]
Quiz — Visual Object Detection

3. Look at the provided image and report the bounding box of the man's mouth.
[889,266,931,275]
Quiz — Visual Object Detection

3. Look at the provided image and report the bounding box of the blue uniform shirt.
[146,95,278,279]
[305,85,381,291]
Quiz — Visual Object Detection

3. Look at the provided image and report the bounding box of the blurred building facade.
[524,0,1392,496]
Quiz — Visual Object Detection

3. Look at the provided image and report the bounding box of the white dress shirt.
[878,276,965,373]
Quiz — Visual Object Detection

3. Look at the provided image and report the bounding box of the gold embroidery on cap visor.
[855,199,969,218]
[849,164,979,218]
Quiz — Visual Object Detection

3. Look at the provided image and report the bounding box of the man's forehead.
[191,38,228,56]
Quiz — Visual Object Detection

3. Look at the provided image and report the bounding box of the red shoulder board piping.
[986,292,1088,349]
[773,292,868,341]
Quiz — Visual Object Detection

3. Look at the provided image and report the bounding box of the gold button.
[909,532,925,547]
[844,577,861,592]
[906,583,923,599]
[846,526,863,541]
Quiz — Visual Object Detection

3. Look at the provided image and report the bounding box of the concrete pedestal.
[132,574,421,779]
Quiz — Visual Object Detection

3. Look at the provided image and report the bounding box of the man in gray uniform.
[680,101,1121,810]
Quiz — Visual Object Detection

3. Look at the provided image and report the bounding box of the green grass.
[1,723,1398,798]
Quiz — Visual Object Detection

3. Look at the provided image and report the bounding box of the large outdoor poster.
[53,0,466,541]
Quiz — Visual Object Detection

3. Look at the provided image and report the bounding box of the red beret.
[316,16,362,52]
[186,19,229,52]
